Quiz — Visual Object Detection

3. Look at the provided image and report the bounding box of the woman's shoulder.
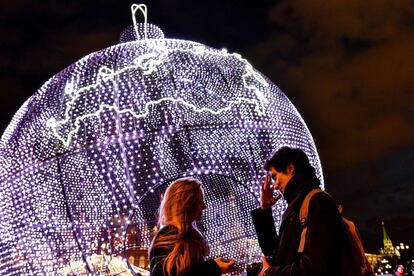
[149,225,178,257]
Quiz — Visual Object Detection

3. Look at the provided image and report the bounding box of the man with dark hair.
[251,146,347,275]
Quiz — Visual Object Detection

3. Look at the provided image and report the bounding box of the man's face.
[269,165,294,194]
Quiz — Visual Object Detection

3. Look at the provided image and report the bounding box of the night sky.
[1,0,413,253]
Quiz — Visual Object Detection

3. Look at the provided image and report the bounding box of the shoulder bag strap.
[298,188,324,253]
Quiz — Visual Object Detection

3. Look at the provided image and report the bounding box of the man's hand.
[214,257,235,274]
[260,173,278,209]
[258,256,270,276]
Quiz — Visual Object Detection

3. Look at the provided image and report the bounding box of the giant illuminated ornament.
[0,4,323,275]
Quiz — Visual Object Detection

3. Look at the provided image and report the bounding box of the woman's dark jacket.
[251,175,347,275]
[149,225,221,276]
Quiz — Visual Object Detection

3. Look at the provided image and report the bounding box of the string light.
[0,4,323,275]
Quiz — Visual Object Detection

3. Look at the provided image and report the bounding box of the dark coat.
[149,225,221,276]
[251,176,347,275]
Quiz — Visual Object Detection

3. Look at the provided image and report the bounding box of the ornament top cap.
[119,4,165,43]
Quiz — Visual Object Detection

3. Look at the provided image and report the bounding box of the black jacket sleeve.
[265,193,343,276]
[251,207,279,258]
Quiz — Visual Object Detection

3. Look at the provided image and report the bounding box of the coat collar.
[279,176,320,233]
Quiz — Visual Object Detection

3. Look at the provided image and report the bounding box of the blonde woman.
[149,177,235,275]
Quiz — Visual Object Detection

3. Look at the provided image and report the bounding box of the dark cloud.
[255,0,414,168]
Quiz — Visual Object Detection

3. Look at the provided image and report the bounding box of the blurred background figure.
[395,265,406,276]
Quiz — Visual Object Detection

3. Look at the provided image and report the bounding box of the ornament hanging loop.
[131,4,148,40]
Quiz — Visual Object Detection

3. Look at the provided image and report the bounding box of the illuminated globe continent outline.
[0,15,323,276]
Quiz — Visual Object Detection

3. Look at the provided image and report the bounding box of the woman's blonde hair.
[150,177,208,275]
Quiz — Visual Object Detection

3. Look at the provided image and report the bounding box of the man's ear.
[287,163,295,175]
